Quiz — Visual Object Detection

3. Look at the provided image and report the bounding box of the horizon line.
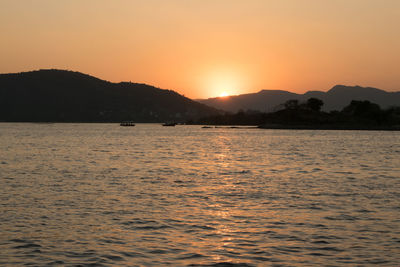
[1,68,399,99]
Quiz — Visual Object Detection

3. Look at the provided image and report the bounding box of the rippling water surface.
[0,123,399,266]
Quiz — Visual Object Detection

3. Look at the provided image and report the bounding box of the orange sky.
[1,0,399,99]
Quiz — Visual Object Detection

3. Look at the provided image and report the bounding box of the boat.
[120,121,135,126]
[162,122,177,126]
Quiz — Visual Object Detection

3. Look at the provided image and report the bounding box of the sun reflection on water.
[1,124,399,266]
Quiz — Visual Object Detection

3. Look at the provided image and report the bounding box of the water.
[0,123,399,266]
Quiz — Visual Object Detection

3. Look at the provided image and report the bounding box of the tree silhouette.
[342,100,381,117]
[306,98,324,111]
[284,99,299,110]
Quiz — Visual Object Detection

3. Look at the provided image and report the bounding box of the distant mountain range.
[198,85,400,112]
[0,69,218,122]
[1,69,399,123]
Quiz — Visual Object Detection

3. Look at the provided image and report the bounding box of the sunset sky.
[1,0,399,99]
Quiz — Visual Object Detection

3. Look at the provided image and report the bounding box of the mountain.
[306,85,400,111]
[199,90,300,113]
[0,69,218,122]
[198,85,400,112]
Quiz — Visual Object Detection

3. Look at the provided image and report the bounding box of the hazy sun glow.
[202,67,246,98]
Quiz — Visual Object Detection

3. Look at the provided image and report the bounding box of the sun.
[201,67,246,98]
[218,92,229,97]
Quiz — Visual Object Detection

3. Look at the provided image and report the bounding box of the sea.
[0,123,399,266]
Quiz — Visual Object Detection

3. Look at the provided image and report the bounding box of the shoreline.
[257,124,400,131]
[1,121,400,131]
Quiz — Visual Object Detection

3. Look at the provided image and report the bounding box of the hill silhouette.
[193,98,400,130]
[198,85,400,112]
[0,69,219,122]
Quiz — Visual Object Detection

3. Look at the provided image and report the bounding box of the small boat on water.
[120,121,135,126]
[162,122,177,127]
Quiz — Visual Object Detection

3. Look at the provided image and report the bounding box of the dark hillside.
[0,69,218,122]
